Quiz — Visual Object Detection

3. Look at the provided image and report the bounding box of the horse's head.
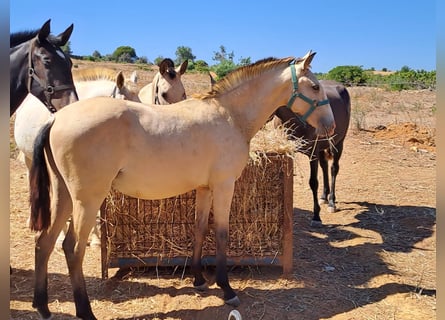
[112,70,140,102]
[28,19,78,112]
[285,51,335,137]
[153,58,188,104]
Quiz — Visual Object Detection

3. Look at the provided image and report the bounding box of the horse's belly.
[112,168,206,200]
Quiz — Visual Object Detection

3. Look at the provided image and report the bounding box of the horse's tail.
[29,120,54,231]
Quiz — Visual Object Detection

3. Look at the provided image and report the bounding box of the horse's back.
[320,80,351,140]
[49,97,249,200]
[74,79,114,100]
[14,94,53,160]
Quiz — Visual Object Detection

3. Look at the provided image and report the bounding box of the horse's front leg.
[328,141,344,213]
[212,180,239,306]
[192,187,212,290]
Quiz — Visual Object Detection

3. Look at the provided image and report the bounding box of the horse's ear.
[37,19,51,43]
[116,71,125,89]
[130,71,138,83]
[209,71,217,87]
[159,58,175,75]
[302,50,316,70]
[53,24,74,46]
[178,60,188,75]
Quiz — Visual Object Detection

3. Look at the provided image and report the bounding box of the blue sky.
[10,0,436,73]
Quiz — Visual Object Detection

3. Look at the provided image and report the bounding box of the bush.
[112,46,137,62]
[212,60,237,79]
[326,66,368,86]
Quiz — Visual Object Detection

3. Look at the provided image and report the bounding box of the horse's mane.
[10,30,59,48]
[195,57,295,100]
[73,67,121,82]
[10,30,39,47]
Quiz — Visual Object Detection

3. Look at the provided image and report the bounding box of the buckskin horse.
[138,58,188,104]
[29,51,335,319]
[274,79,351,226]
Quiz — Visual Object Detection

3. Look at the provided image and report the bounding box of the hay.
[103,124,296,269]
[249,121,306,164]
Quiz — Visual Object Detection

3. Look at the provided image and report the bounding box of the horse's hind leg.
[192,187,212,290]
[63,200,100,320]
[309,159,322,227]
[327,141,344,213]
[319,150,330,205]
[33,174,72,319]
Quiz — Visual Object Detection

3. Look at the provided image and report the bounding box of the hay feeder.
[100,152,294,279]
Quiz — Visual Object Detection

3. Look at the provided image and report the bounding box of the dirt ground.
[9,65,436,320]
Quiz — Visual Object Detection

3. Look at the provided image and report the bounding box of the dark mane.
[10,30,39,47]
[10,29,59,48]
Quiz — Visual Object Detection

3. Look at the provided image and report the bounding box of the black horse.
[10,19,78,116]
[274,80,351,226]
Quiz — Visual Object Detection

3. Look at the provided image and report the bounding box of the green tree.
[135,56,148,64]
[212,59,237,79]
[192,60,210,72]
[238,57,251,66]
[92,50,102,60]
[213,45,234,63]
[118,52,133,63]
[154,56,165,66]
[175,46,196,65]
[112,46,137,62]
[326,65,367,86]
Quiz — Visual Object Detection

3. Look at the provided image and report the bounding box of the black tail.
[29,121,53,231]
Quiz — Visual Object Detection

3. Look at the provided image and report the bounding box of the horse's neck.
[10,44,29,112]
[74,80,115,100]
[221,70,290,141]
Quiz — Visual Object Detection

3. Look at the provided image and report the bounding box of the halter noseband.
[286,60,329,124]
[27,38,75,113]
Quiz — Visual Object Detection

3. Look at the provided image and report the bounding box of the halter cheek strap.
[286,60,329,124]
[27,39,75,113]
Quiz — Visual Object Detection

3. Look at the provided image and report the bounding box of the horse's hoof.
[194,282,209,291]
[228,309,242,320]
[225,295,241,307]
[319,198,328,205]
[37,309,53,320]
[310,220,323,228]
[327,206,336,213]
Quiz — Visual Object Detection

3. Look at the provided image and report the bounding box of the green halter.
[286,60,329,123]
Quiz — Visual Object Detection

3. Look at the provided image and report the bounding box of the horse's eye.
[312,84,320,91]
